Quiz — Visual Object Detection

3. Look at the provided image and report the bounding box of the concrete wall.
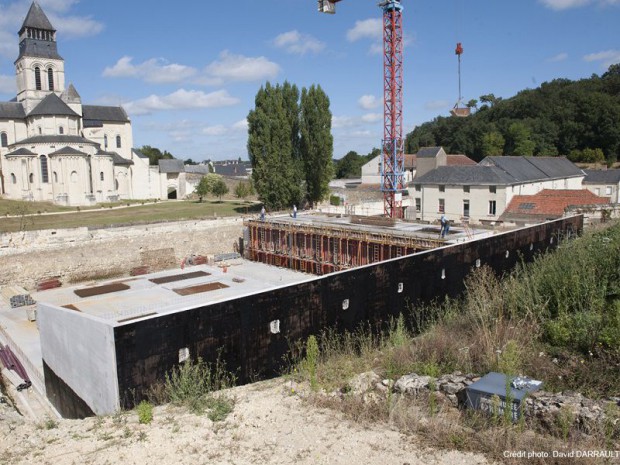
[112,216,582,411]
[0,217,245,290]
[39,303,118,417]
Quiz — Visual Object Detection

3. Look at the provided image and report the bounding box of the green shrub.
[136,400,153,424]
[329,195,341,206]
[164,356,236,415]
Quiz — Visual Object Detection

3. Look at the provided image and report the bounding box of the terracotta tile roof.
[447,154,477,166]
[501,189,609,221]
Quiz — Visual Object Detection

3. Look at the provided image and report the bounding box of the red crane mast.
[318,0,405,219]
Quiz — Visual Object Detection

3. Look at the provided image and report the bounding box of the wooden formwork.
[244,218,443,275]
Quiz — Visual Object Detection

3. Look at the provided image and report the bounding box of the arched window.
[104,134,108,150]
[47,68,54,91]
[116,135,122,148]
[0,132,7,147]
[40,155,49,183]
[100,171,104,182]
[29,173,34,184]
[53,171,58,183]
[35,67,41,90]
[10,173,16,184]
[59,126,64,135]
[70,171,78,183]
[115,179,119,190]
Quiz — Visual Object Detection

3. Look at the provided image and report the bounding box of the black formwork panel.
[114,216,583,408]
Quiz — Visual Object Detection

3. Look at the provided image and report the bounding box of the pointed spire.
[20,2,55,34]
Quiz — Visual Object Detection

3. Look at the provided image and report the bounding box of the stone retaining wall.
[0,218,244,290]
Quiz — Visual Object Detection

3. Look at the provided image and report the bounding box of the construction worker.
[293,204,297,219]
[260,205,266,221]
[440,215,449,238]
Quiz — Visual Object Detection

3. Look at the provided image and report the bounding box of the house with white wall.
[412,156,585,224]
[583,169,620,203]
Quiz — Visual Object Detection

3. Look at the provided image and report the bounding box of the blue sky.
[0,0,619,161]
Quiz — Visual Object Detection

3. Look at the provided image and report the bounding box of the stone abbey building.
[0,2,162,206]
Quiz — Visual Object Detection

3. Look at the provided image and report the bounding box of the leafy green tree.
[479,93,500,108]
[300,85,334,206]
[212,179,229,200]
[466,99,478,110]
[247,82,303,210]
[139,145,174,166]
[481,131,505,156]
[195,173,221,202]
[234,181,253,200]
[568,148,605,163]
[506,122,535,156]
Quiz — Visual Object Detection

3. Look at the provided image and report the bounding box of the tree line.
[247,81,333,210]
[405,64,620,163]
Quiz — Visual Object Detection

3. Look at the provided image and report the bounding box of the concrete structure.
[413,156,585,225]
[361,154,416,185]
[0,3,180,205]
[583,169,620,203]
[243,213,486,275]
[27,215,581,418]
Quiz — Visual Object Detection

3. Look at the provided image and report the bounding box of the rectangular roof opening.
[173,282,229,296]
[149,270,210,285]
[74,283,130,298]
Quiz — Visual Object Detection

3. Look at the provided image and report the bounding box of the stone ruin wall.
[0,218,244,291]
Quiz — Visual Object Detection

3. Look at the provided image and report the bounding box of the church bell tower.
[15,2,66,114]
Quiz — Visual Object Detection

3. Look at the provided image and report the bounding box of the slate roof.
[416,147,445,158]
[583,169,620,184]
[213,162,251,177]
[184,165,212,175]
[48,146,89,157]
[5,148,36,156]
[132,149,148,159]
[82,106,129,124]
[20,2,55,32]
[159,159,185,173]
[17,135,96,145]
[0,103,26,119]
[28,93,79,117]
[480,156,583,182]
[501,189,609,222]
[97,150,134,165]
[414,165,515,186]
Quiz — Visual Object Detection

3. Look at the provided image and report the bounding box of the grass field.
[0,198,261,233]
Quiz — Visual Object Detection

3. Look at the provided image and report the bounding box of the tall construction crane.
[318,0,405,219]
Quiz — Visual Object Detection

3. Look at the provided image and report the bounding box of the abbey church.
[0,2,169,206]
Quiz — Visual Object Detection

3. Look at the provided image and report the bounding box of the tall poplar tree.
[300,85,334,207]
[247,82,302,210]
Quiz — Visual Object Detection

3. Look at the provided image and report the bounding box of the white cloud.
[0,74,15,94]
[124,89,240,116]
[539,0,619,9]
[358,94,380,110]
[273,30,325,55]
[103,56,197,84]
[332,115,357,129]
[202,125,228,136]
[583,49,620,68]
[48,13,104,39]
[346,18,382,42]
[232,119,248,131]
[548,52,568,62]
[361,113,382,123]
[424,100,450,111]
[204,51,280,84]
